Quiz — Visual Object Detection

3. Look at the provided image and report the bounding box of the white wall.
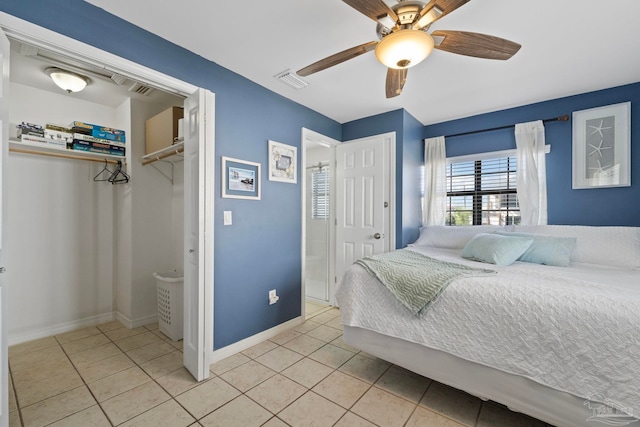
[126,98,183,323]
[7,83,118,342]
[7,82,185,341]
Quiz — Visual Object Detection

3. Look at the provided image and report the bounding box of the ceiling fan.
[297,0,521,98]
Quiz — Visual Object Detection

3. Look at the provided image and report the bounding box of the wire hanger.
[109,160,130,185]
[93,159,114,182]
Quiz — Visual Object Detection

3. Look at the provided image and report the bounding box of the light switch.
[223,211,232,225]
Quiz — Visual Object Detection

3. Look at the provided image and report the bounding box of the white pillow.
[512,225,640,268]
[411,225,514,249]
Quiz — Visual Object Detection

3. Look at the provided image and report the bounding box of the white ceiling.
[84,0,640,125]
[9,40,182,108]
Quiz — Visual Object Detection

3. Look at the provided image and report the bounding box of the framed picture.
[572,101,631,189]
[221,156,261,200]
[268,140,297,184]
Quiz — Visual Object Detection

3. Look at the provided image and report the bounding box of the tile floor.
[304,301,332,319]
[8,308,553,427]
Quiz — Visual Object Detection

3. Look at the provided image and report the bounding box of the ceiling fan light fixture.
[375,29,434,69]
[45,67,89,93]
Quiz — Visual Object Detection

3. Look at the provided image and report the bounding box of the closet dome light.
[45,67,89,93]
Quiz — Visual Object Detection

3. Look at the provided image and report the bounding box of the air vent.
[19,44,39,56]
[275,70,308,90]
[128,82,155,96]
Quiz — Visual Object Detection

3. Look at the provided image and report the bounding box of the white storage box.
[154,271,183,341]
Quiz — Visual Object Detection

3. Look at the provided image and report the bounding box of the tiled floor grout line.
[400,375,434,427]
[53,331,116,427]
[256,310,390,426]
[8,364,25,427]
[101,325,190,426]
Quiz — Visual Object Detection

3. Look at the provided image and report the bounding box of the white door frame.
[0,13,215,364]
[301,129,396,315]
[0,26,10,427]
[301,128,340,316]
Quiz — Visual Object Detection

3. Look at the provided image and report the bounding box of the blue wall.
[0,0,342,349]
[401,111,423,247]
[342,109,425,248]
[424,83,640,226]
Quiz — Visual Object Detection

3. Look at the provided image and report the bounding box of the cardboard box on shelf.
[145,106,184,155]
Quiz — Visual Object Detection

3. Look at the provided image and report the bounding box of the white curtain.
[422,136,447,226]
[515,120,547,225]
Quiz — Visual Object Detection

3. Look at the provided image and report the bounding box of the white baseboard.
[210,316,304,364]
[115,312,158,329]
[8,312,115,346]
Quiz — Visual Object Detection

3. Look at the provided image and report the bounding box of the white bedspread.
[336,246,640,415]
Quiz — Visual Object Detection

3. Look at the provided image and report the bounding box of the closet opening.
[6,35,189,343]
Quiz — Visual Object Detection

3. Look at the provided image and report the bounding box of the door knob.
[0,267,5,273]
[188,249,195,253]
[373,233,381,240]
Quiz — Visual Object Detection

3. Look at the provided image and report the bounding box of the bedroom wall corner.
[401,110,424,247]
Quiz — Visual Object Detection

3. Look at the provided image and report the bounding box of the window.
[311,169,330,219]
[445,152,520,226]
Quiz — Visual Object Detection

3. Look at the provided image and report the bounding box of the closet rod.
[443,115,569,139]
[9,147,124,164]
[141,146,184,165]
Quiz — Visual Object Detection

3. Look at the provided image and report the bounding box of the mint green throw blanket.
[355,250,496,316]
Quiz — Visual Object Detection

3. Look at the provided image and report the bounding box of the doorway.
[301,129,338,317]
[304,143,331,305]
[0,14,214,382]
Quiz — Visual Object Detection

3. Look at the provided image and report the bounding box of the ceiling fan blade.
[413,0,470,29]
[342,0,398,24]
[297,41,377,77]
[386,68,407,98]
[432,30,521,60]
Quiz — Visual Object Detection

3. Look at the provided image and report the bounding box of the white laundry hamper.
[154,271,183,341]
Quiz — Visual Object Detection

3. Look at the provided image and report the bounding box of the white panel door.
[183,88,215,381]
[0,28,9,427]
[335,134,390,283]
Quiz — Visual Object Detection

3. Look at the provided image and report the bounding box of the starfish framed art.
[572,101,631,189]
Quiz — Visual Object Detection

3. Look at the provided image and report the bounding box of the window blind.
[311,169,329,220]
[446,155,520,226]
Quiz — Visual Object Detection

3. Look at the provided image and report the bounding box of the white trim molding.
[209,316,303,364]
[8,312,115,346]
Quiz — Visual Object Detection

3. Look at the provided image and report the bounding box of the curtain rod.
[443,115,569,139]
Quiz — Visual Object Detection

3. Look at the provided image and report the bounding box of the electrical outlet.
[269,289,279,305]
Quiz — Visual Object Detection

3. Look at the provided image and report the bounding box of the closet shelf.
[141,140,184,165]
[9,139,126,164]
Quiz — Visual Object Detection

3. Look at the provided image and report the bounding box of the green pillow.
[462,233,533,266]
[496,232,576,267]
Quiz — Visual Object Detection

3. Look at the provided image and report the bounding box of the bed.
[336,225,640,427]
